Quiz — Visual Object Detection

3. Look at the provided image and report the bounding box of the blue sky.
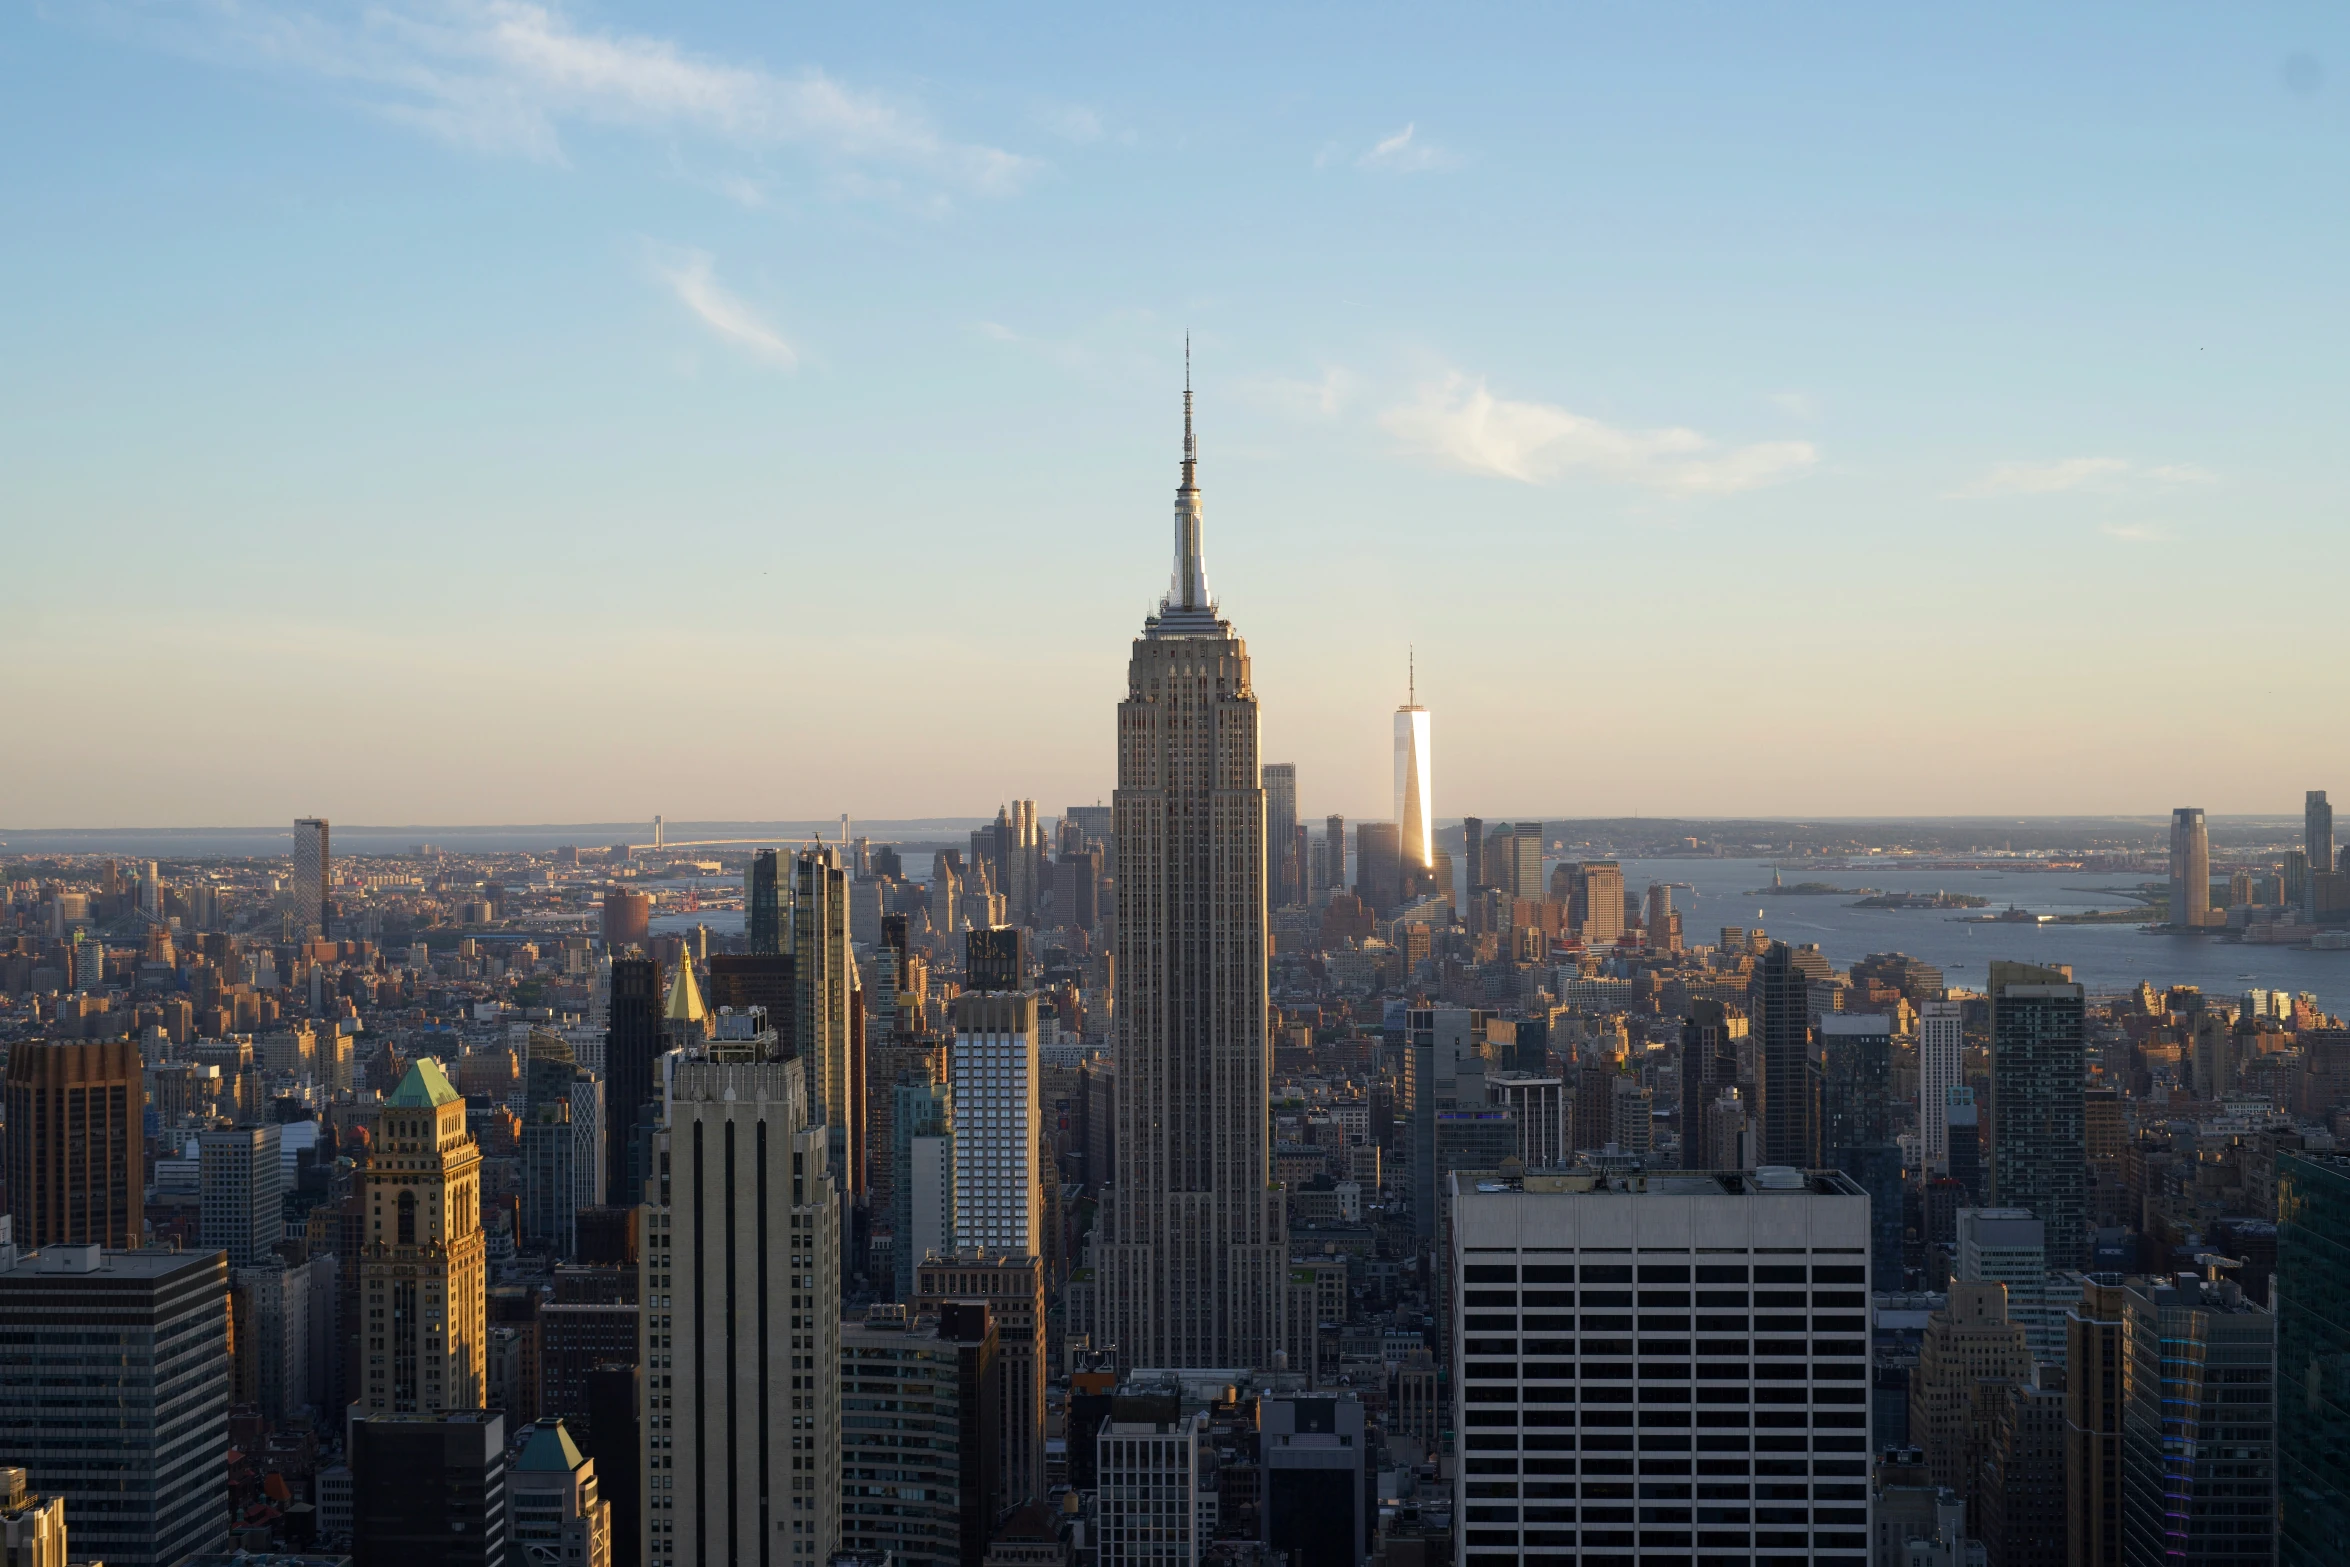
[4,3,2345,827]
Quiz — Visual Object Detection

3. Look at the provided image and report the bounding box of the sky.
[4,2,2347,828]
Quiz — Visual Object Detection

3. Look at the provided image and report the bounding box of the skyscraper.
[2276,1150,2350,1567]
[1508,822,1542,901]
[2067,1279,2128,1567]
[1461,816,1484,895]
[1263,763,1299,907]
[2170,807,2213,928]
[1749,940,1815,1168]
[1815,1012,1901,1283]
[4,1040,142,1250]
[966,926,1029,992]
[1677,999,1740,1167]
[1987,960,2089,1271]
[2114,1271,2276,1567]
[1394,661,1433,880]
[795,847,858,1201]
[293,817,330,937]
[950,992,1043,1259]
[1558,859,1627,944]
[1919,999,1963,1174]
[1642,879,1673,948]
[604,957,663,1208]
[1450,1169,1876,1566]
[357,1059,487,1413]
[1098,373,1287,1372]
[643,1045,840,1567]
[0,1248,231,1567]
[2307,790,2334,921]
[747,849,784,956]
[890,1073,953,1303]
[199,1123,284,1269]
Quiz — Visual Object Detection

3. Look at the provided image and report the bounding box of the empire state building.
[1098,371,1288,1371]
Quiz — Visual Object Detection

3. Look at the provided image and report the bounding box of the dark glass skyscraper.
[747,848,784,955]
[704,954,795,1057]
[966,925,1029,992]
[2278,1149,2350,1567]
[604,956,662,1206]
[1749,941,1814,1168]
[1988,960,2089,1270]
[1678,997,1739,1164]
[1815,1012,1902,1284]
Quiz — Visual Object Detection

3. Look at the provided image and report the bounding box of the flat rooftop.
[1451,1169,1868,1198]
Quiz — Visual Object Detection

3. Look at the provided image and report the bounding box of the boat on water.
[1964,905,2054,925]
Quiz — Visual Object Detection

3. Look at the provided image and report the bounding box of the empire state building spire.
[1165,339,1213,619]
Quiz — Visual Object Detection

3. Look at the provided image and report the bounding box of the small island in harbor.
[1852,890,1989,910]
[1749,881,1877,897]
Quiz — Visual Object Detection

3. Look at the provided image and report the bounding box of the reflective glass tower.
[2278,1150,2350,1566]
[1394,659,1433,880]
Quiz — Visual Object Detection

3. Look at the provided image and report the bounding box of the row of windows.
[1467,1333,1865,1352]
[1464,1312,1865,1332]
[1463,1289,1865,1309]
[1465,1262,1865,1284]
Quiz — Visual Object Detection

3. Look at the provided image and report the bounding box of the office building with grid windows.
[1450,1167,1873,1567]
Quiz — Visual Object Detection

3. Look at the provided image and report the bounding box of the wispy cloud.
[106,0,1032,194]
[1380,374,1817,495]
[2100,521,2167,543]
[1953,457,2217,498]
[1767,389,1819,420]
[655,251,795,367]
[1357,122,1449,172]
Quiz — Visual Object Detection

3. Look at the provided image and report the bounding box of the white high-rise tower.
[1098,356,1287,1371]
[1394,656,1433,876]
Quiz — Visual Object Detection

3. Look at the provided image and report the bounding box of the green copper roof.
[514,1419,586,1472]
[388,1057,462,1108]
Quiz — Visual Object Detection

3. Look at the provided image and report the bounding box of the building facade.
[1262,763,1299,908]
[917,1253,1047,1512]
[349,1412,506,1567]
[2274,1150,2349,1567]
[293,817,331,936]
[1987,963,2089,1271]
[795,847,858,1202]
[1094,1409,1203,1567]
[2170,808,2213,928]
[1919,1000,1963,1175]
[201,1123,284,1269]
[3,1040,142,1250]
[837,1305,997,1567]
[642,1050,840,1567]
[2115,1272,2275,1567]
[1449,1168,1875,1566]
[0,1247,230,1567]
[1750,942,1815,1169]
[357,1059,487,1413]
[509,1418,611,1567]
[950,992,1043,1259]
[1394,689,1433,881]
